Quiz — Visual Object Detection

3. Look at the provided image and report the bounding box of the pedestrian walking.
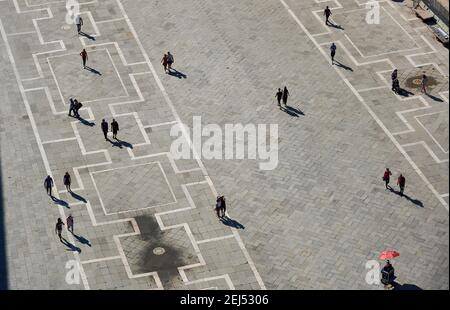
[167,52,174,71]
[101,119,108,140]
[66,215,74,234]
[275,88,283,107]
[392,79,400,94]
[44,175,54,196]
[282,86,290,106]
[63,172,71,192]
[111,119,119,139]
[382,168,392,189]
[421,74,427,94]
[161,54,168,73]
[391,69,398,83]
[75,15,83,34]
[324,6,332,25]
[215,196,226,218]
[330,43,337,64]
[68,98,76,117]
[397,174,406,196]
[55,218,65,241]
[219,196,226,218]
[80,49,88,69]
[73,99,82,118]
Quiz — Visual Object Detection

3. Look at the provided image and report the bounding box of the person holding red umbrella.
[379,250,399,286]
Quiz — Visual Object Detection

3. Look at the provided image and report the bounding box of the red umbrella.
[379,250,400,260]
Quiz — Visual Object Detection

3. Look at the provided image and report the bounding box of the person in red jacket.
[382,168,392,189]
[397,174,406,196]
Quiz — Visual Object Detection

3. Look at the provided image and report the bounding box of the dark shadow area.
[426,93,444,102]
[110,139,133,149]
[0,157,8,289]
[389,188,424,208]
[79,31,96,41]
[335,61,353,71]
[396,88,415,97]
[220,216,245,229]
[73,234,92,247]
[77,116,95,127]
[51,197,70,209]
[403,194,425,208]
[280,105,304,117]
[392,281,423,290]
[328,22,344,30]
[61,238,81,253]
[168,68,187,79]
[84,66,102,75]
[70,191,87,203]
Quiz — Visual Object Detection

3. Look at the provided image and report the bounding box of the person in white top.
[75,15,83,34]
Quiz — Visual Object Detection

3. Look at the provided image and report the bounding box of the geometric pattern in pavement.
[0,0,448,290]
[0,0,265,290]
[91,163,177,215]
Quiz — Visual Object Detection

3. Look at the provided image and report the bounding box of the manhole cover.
[153,247,165,255]
[61,25,71,30]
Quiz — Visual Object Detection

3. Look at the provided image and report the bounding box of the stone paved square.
[0,0,448,291]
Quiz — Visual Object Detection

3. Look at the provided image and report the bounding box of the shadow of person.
[392,281,422,290]
[53,198,70,209]
[397,88,414,97]
[110,139,133,149]
[77,116,95,127]
[61,238,81,253]
[426,93,444,102]
[220,216,245,229]
[335,61,353,71]
[73,234,92,247]
[79,31,96,41]
[168,68,187,79]
[70,191,87,203]
[403,194,424,208]
[280,105,304,117]
[328,22,344,30]
[84,66,102,75]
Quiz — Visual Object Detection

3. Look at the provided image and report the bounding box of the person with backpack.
[63,172,71,192]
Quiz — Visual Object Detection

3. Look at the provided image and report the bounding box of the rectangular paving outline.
[90,162,178,215]
[47,48,130,106]
[415,111,449,154]
[341,6,421,58]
